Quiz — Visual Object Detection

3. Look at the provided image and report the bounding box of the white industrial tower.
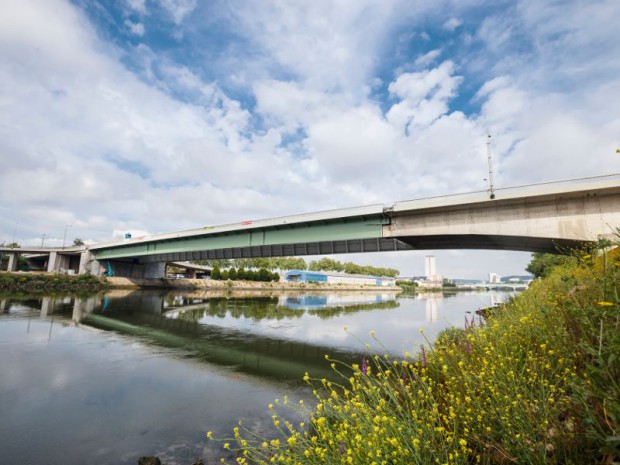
[425,255,437,281]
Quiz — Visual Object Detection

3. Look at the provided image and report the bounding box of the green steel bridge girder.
[93,215,389,261]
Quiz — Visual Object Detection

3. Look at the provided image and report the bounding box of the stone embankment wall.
[107,276,400,291]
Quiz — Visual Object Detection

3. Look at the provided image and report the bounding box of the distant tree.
[228,267,237,280]
[306,258,398,276]
[73,238,85,246]
[344,262,360,274]
[220,269,229,280]
[233,258,251,269]
[282,257,307,271]
[4,242,20,248]
[270,272,280,282]
[245,269,257,281]
[313,257,343,272]
[376,267,399,278]
[443,278,456,288]
[257,268,271,282]
[526,253,575,278]
[211,266,221,280]
[237,267,247,280]
[254,258,272,269]
[193,259,231,268]
[202,255,396,278]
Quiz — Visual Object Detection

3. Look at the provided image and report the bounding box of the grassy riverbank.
[0,271,108,293]
[212,246,620,464]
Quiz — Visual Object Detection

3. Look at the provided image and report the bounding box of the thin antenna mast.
[486,134,495,199]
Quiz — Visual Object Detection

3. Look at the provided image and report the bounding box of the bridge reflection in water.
[0,289,510,383]
[70,290,400,382]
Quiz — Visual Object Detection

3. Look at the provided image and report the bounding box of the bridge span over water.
[2,177,620,278]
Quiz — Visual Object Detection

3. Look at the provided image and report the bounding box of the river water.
[0,288,515,465]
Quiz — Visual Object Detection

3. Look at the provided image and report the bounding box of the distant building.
[489,272,501,283]
[425,255,437,280]
[419,255,442,287]
[284,270,395,287]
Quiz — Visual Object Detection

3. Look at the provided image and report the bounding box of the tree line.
[210,266,280,282]
[193,257,399,277]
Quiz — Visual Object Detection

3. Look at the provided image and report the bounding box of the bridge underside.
[98,234,588,279]
[396,234,588,254]
[117,238,413,265]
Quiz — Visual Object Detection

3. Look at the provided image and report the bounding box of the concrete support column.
[58,254,71,272]
[47,251,59,273]
[47,252,72,273]
[79,250,103,275]
[144,262,166,279]
[187,269,197,279]
[7,253,18,272]
[0,299,7,313]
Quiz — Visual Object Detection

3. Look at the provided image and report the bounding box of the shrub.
[257,268,271,282]
[209,244,620,464]
[211,266,221,280]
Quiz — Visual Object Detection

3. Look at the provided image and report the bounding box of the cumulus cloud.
[126,0,147,14]
[229,0,402,96]
[387,61,463,132]
[157,0,197,24]
[414,49,441,67]
[1,0,619,277]
[442,17,462,31]
[125,19,145,36]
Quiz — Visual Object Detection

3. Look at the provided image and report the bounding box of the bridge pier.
[79,250,103,276]
[144,262,166,279]
[47,251,72,273]
[99,261,166,279]
[7,253,18,272]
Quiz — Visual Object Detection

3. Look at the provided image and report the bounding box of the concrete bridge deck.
[2,176,620,278]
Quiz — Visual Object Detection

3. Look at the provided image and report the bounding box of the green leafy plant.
[209,241,620,464]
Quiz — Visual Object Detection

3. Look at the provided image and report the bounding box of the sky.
[1,0,619,279]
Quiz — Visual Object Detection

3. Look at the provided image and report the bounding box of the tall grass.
[210,242,620,464]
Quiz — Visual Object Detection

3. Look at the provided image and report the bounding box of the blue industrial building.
[284,270,328,283]
[284,270,395,286]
